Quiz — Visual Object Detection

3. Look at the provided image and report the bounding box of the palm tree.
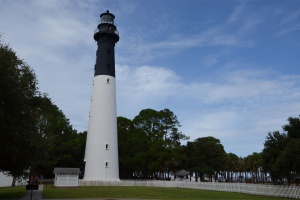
[226,153,239,182]
[244,152,262,183]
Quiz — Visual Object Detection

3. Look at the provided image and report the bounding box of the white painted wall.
[54,174,79,187]
[84,75,119,181]
[0,172,12,187]
[0,172,27,187]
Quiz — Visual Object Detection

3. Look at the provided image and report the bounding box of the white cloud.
[279,10,300,25]
[181,68,289,105]
[273,9,300,36]
[202,54,220,67]
[115,64,300,156]
[227,3,245,24]
[276,24,300,36]
[116,3,259,65]
[116,65,182,118]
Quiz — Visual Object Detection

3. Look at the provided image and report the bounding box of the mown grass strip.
[0,186,26,199]
[43,186,290,200]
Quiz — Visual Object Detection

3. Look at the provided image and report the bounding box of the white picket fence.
[79,180,300,199]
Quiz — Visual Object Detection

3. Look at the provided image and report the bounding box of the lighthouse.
[84,10,120,181]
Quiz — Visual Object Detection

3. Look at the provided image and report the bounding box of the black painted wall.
[94,40,116,77]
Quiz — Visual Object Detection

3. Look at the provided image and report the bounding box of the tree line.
[0,37,86,185]
[118,113,300,185]
[1,37,299,186]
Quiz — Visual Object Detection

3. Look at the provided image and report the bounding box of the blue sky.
[1,0,300,157]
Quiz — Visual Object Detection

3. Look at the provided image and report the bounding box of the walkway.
[20,185,43,200]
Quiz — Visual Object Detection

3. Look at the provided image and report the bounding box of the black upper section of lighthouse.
[94,10,119,77]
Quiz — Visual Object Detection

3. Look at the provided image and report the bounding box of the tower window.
[105,144,109,149]
[105,162,109,168]
[107,78,110,84]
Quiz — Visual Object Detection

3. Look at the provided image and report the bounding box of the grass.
[43,186,291,200]
[0,186,26,199]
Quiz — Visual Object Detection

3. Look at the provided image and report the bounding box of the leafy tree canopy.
[184,136,227,181]
[0,37,40,181]
[118,108,189,179]
[262,115,300,180]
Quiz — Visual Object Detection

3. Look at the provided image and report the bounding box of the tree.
[262,131,287,181]
[133,109,165,178]
[244,152,262,183]
[159,109,189,148]
[273,139,300,182]
[159,109,189,178]
[283,116,300,140]
[31,95,83,178]
[262,115,300,184]
[237,157,245,182]
[117,116,137,179]
[274,116,300,183]
[225,153,239,182]
[117,108,188,179]
[0,38,40,185]
[184,141,198,181]
[184,136,227,182]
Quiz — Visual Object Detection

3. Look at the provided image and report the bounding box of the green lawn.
[0,186,26,199]
[43,186,291,200]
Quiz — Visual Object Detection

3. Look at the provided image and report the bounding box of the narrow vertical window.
[105,162,108,168]
[107,78,110,84]
[105,144,109,149]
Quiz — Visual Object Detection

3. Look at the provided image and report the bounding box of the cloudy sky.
[1,0,300,157]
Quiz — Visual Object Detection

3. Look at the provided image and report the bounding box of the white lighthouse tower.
[84,10,120,181]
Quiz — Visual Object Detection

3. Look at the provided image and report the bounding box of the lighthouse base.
[80,179,121,186]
